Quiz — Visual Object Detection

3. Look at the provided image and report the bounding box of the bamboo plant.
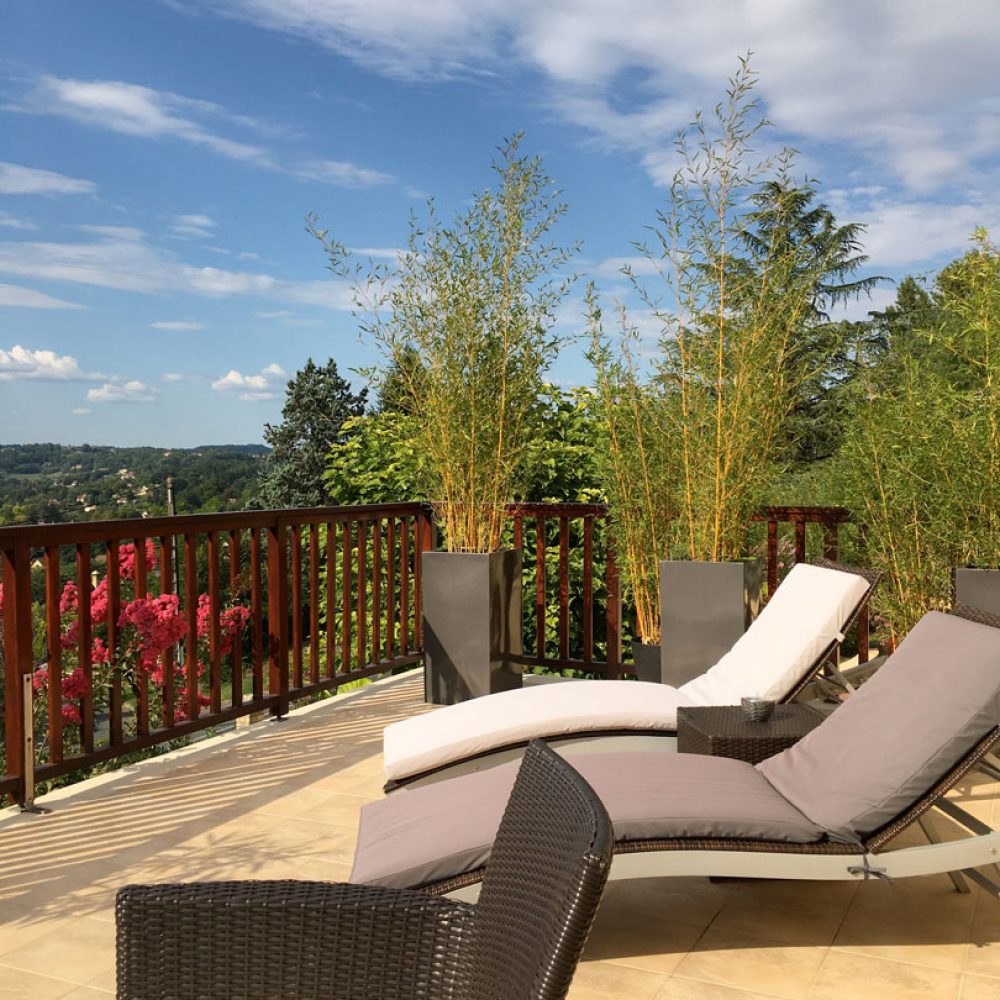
[589,58,861,638]
[312,135,577,553]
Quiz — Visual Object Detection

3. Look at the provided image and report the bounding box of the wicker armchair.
[116,740,613,1000]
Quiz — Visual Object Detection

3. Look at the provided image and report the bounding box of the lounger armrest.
[116,880,475,1000]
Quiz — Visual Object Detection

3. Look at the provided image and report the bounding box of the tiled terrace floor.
[2,671,1000,1000]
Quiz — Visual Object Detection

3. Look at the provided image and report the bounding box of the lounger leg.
[917,815,971,894]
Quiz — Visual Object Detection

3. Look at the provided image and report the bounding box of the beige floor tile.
[809,951,962,1000]
[959,972,1000,999]
[709,879,858,948]
[0,965,83,999]
[656,976,787,999]
[673,926,828,1000]
[63,988,114,998]
[1,916,115,986]
[963,888,1000,979]
[832,875,977,971]
[583,877,724,975]
[568,959,669,999]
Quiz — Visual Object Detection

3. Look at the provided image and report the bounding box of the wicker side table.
[676,704,825,765]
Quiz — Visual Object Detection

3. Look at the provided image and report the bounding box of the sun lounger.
[383,559,879,790]
[353,605,1000,899]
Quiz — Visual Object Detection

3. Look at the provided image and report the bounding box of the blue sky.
[2,0,1000,447]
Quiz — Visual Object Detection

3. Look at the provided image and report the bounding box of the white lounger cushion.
[383,562,870,784]
[679,562,869,705]
[353,752,824,890]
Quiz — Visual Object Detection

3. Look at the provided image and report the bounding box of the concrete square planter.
[658,558,763,686]
[954,567,1000,617]
[422,549,523,705]
[631,639,662,684]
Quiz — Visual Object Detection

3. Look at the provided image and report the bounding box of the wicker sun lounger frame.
[116,742,613,1000]
[385,559,882,793]
[419,605,1000,902]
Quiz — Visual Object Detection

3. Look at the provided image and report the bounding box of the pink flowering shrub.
[26,540,251,745]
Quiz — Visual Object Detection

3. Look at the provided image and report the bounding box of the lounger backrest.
[758,610,1000,841]
[679,563,871,705]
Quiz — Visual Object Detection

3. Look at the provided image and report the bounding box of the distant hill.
[0,443,270,526]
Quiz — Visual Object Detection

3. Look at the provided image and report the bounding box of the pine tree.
[257,358,367,508]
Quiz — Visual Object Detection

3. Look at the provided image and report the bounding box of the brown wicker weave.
[384,559,881,792]
[116,741,613,1000]
[676,704,825,764]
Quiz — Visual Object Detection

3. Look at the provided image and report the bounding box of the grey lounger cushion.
[352,751,823,890]
[758,610,1000,840]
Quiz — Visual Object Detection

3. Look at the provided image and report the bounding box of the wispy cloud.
[0,211,38,231]
[87,380,158,403]
[212,362,287,401]
[0,283,85,310]
[10,75,398,191]
[72,407,92,415]
[0,160,97,195]
[168,213,216,239]
[150,320,205,331]
[12,76,268,162]
[162,372,184,381]
[0,226,355,308]
[294,159,396,188]
[0,344,102,380]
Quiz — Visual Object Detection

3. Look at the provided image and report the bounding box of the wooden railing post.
[2,543,33,805]
[267,520,289,718]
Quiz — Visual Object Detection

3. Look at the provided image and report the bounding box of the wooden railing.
[0,503,433,805]
[1,501,857,805]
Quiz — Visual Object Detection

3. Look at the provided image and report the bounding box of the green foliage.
[0,443,267,525]
[325,386,600,508]
[833,231,1000,641]
[257,358,367,508]
[324,412,425,506]
[312,133,579,552]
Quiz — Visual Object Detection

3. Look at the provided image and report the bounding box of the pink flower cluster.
[32,665,91,728]
[195,594,252,656]
[120,593,189,671]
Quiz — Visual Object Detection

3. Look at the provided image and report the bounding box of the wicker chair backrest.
[468,740,613,1000]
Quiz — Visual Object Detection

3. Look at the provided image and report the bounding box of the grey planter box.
[954,567,1000,617]
[658,559,763,686]
[422,549,523,705]
[631,639,661,684]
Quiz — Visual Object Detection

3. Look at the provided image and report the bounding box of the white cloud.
[294,159,396,188]
[150,320,205,330]
[72,407,92,415]
[193,0,1000,202]
[590,256,663,281]
[13,77,267,163]
[0,211,38,230]
[0,283,85,310]
[237,251,260,260]
[854,202,1000,268]
[0,227,355,307]
[256,309,293,318]
[0,160,97,195]
[168,213,216,239]
[0,344,101,380]
[212,362,287,401]
[87,380,157,403]
[162,372,184,381]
